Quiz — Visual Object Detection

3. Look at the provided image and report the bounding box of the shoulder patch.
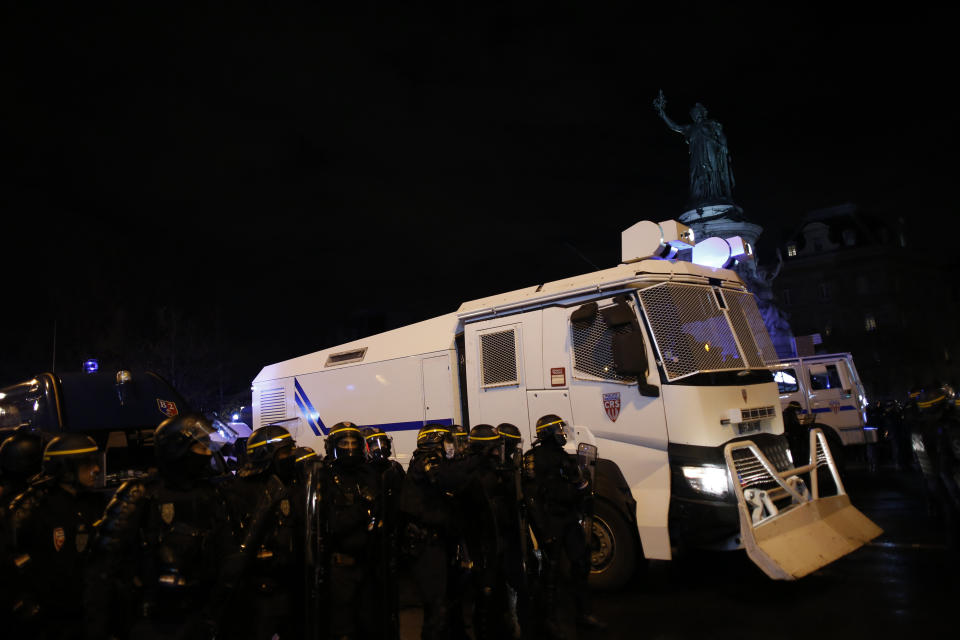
[161,502,175,524]
[53,527,65,551]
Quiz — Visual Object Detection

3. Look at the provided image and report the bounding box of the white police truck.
[773,353,876,451]
[253,220,880,588]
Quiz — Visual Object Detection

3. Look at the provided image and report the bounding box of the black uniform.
[221,424,304,640]
[3,479,103,639]
[524,415,598,640]
[364,428,405,640]
[399,428,459,640]
[460,434,511,640]
[319,422,380,640]
[223,470,303,639]
[84,413,235,639]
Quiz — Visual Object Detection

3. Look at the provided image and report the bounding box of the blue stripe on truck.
[294,378,327,435]
[805,406,858,414]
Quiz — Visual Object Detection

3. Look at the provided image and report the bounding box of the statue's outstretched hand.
[653,90,666,114]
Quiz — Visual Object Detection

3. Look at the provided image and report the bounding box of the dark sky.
[1,7,953,402]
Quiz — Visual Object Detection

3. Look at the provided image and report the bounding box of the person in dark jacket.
[3,434,102,639]
[320,421,381,640]
[84,413,235,639]
[399,424,459,640]
[222,424,303,640]
[524,415,605,639]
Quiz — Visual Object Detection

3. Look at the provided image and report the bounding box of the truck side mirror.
[611,332,660,398]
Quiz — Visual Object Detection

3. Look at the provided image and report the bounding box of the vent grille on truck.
[571,309,637,383]
[259,387,286,426]
[480,329,519,387]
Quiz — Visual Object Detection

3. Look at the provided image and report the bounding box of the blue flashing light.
[232,413,240,421]
[83,359,100,374]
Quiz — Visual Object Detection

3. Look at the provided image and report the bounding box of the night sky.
[1,8,953,408]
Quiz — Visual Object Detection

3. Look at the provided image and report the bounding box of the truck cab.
[772,353,876,449]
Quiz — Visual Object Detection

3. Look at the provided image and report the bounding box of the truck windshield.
[637,282,779,383]
[0,377,57,431]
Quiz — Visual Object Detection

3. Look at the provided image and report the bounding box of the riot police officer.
[460,424,511,640]
[449,425,469,460]
[223,424,303,640]
[496,423,530,639]
[523,415,605,638]
[320,421,381,639]
[84,413,234,639]
[908,385,953,522]
[3,434,102,639]
[0,427,44,511]
[399,424,459,640]
[362,427,404,639]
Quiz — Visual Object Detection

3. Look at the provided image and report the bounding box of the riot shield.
[577,443,599,540]
[303,458,325,639]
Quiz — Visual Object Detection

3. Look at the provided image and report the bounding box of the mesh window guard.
[480,329,519,387]
[638,283,765,381]
[571,309,638,383]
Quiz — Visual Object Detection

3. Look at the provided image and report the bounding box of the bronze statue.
[654,90,735,209]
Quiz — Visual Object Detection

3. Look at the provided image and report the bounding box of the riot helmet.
[450,424,469,457]
[468,424,501,457]
[0,427,44,482]
[417,424,451,453]
[293,446,318,466]
[362,426,393,462]
[244,424,295,475]
[535,414,568,447]
[325,422,364,464]
[916,385,952,414]
[155,413,219,480]
[289,446,318,483]
[42,434,100,488]
[497,422,523,453]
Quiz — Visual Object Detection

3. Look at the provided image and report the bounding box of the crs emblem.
[603,392,621,422]
[830,399,842,414]
[157,399,179,418]
[53,527,66,552]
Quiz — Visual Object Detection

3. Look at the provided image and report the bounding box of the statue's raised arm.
[653,90,684,133]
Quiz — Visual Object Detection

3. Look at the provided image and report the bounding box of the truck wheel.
[588,499,637,591]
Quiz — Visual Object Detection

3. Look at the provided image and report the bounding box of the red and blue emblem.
[603,392,621,422]
[157,399,179,418]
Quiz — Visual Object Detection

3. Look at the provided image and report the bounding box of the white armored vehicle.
[253,220,880,588]
[773,352,877,450]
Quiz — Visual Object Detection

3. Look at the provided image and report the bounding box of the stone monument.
[654,90,794,357]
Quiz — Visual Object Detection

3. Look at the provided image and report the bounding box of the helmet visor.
[366,434,391,458]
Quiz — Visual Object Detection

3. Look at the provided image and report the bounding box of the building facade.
[773,204,959,401]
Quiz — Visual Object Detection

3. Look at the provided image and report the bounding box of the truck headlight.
[682,466,729,497]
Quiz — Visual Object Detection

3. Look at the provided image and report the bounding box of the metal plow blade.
[725,428,883,581]
[740,493,883,580]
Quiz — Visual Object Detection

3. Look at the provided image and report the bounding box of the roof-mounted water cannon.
[691,235,753,269]
[621,220,695,263]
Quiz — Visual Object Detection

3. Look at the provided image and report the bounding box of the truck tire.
[588,499,638,591]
